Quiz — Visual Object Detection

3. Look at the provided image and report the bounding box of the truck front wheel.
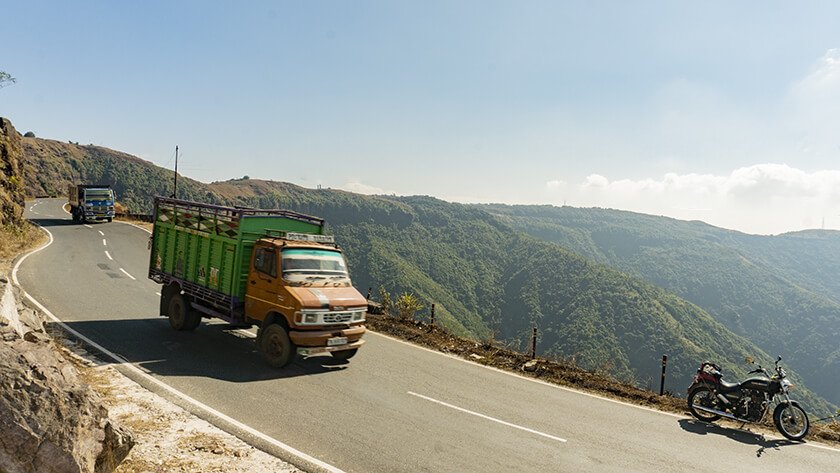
[167,293,201,331]
[258,324,294,368]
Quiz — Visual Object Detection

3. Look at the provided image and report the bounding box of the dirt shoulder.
[57,339,300,473]
[365,314,840,446]
[0,222,46,275]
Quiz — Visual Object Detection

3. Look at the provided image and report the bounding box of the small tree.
[24,131,35,138]
[395,292,424,321]
[378,286,392,316]
[0,71,15,89]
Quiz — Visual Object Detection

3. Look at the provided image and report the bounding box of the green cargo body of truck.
[148,197,367,367]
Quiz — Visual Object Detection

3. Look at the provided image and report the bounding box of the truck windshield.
[85,189,112,199]
[281,248,348,282]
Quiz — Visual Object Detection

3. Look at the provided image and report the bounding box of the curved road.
[16,198,840,472]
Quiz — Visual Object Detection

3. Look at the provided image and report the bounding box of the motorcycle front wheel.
[688,385,722,422]
[773,403,809,441]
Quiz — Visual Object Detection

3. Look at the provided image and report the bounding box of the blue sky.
[3,1,840,234]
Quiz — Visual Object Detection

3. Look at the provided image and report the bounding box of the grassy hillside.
[21,137,218,212]
[483,204,840,407]
[18,137,836,414]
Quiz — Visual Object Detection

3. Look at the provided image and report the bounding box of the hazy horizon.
[4,1,840,235]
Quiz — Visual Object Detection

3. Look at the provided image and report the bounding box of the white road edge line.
[118,268,136,280]
[102,239,107,246]
[104,251,113,260]
[98,202,840,455]
[98,230,105,236]
[113,219,152,234]
[155,292,161,297]
[407,391,567,443]
[84,224,92,228]
[12,218,346,473]
[372,333,840,453]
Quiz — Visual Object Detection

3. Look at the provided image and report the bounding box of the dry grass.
[366,314,840,447]
[0,222,47,275]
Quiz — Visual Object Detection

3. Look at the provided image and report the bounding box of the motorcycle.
[686,356,809,441]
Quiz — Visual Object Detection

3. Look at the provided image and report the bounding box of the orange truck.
[147,197,367,367]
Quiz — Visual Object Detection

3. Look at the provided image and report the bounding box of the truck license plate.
[327,337,348,347]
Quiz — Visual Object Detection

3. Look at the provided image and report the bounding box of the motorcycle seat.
[718,379,741,393]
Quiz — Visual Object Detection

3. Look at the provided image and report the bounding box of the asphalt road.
[17,198,840,472]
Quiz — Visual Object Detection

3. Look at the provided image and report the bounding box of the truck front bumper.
[297,339,365,356]
[291,325,366,355]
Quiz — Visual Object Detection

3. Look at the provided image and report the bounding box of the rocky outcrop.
[0,117,26,227]
[0,278,133,473]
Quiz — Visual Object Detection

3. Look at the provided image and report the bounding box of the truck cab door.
[245,244,281,322]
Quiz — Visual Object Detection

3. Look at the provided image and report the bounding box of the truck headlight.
[352,311,365,321]
[303,313,319,324]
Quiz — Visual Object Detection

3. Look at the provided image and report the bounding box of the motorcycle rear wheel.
[773,403,809,441]
[688,386,722,422]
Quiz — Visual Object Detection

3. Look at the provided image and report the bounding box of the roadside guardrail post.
[430,303,435,326]
[530,326,537,359]
[660,354,668,395]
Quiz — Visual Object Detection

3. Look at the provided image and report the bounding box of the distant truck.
[147,197,367,367]
[68,184,116,223]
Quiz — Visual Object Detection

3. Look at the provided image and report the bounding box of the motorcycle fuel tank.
[740,376,771,391]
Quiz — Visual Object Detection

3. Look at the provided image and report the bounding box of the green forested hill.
[18,137,837,414]
[21,137,220,212]
[482,204,840,407]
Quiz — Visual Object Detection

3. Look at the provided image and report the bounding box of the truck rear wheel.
[258,324,294,368]
[330,348,358,361]
[167,293,200,331]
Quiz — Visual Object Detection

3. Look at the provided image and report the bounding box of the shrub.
[395,292,424,320]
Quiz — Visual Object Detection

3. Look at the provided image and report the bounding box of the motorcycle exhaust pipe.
[691,404,752,424]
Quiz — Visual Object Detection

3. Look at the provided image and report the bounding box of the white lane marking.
[102,239,107,246]
[84,224,92,228]
[98,230,105,236]
[408,391,567,443]
[375,333,840,453]
[118,268,136,280]
[13,221,346,473]
[370,332,687,419]
[104,251,113,260]
[155,292,161,297]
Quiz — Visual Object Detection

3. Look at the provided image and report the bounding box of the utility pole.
[172,145,179,199]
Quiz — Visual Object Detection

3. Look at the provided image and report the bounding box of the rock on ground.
[0,277,133,473]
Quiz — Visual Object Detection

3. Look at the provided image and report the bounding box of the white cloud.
[545,179,566,190]
[339,181,395,195]
[566,164,840,235]
[582,174,609,189]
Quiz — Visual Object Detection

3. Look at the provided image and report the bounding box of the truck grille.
[323,312,353,323]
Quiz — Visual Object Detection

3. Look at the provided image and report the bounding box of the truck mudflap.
[297,339,365,356]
